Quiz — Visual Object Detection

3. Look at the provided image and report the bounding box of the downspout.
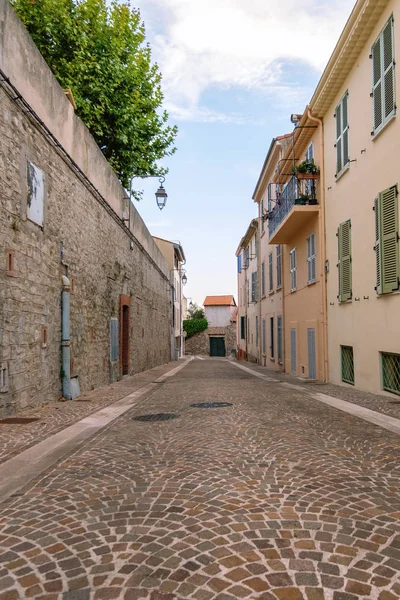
[307,108,328,383]
[61,275,72,400]
[257,220,262,365]
[60,242,72,400]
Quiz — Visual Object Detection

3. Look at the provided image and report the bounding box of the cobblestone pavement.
[0,361,179,466]
[236,361,400,421]
[1,358,400,600]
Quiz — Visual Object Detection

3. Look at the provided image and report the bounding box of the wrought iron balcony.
[267,175,319,243]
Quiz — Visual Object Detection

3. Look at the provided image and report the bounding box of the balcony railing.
[268,175,318,238]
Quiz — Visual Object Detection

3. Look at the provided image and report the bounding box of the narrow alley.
[0,358,399,600]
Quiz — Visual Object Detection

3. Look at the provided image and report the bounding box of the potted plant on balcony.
[293,160,320,180]
[294,194,310,205]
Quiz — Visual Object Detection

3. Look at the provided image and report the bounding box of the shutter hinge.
[370,92,374,98]
[369,53,373,59]
[373,205,376,211]
[334,143,337,148]
[397,233,400,242]
[371,131,375,136]
[373,245,376,251]
[374,286,377,291]
[334,113,336,118]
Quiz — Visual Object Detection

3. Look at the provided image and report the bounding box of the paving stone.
[0,359,400,599]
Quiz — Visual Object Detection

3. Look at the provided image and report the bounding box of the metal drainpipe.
[307,108,328,383]
[61,275,72,400]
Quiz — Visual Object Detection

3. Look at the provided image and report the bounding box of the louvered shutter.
[342,94,349,166]
[338,221,352,302]
[380,186,399,293]
[372,36,383,131]
[375,197,382,294]
[383,18,395,121]
[336,102,342,173]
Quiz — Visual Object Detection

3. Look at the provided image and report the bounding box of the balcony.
[267,175,320,244]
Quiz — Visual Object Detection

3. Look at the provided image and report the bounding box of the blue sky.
[132,0,355,307]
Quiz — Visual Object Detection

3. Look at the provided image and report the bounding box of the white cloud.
[134,0,355,122]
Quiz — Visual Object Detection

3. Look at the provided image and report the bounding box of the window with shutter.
[262,319,266,354]
[372,16,395,135]
[307,233,316,284]
[335,92,349,176]
[251,271,258,302]
[276,245,282,288]
[256,316,259,346]
[237,255,242,273]
[337,220,352,302]
[270,317,274,358]
[240,316,246,339]
[375,185,399,294]
[290,248,297,291]
[269,252,273,292]
[261,199,265,233]
[277,315,283,362]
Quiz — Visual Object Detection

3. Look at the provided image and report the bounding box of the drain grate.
[0,417,40,425]
[132,413,179,422]
[190,402,233,409]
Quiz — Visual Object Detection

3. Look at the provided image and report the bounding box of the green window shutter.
[380,185,399,293]
[383,18,395,121]
[372,37,383,131]
[342,93,349,166]
[336,102,342,174]
[375,196,382,295]
[338,220,352,302]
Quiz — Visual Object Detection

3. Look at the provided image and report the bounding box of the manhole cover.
[0,417,40,425]
[132,413,179,422]
[190,402,233,409]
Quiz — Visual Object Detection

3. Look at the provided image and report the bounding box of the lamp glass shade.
[155,185,167,210]
[182,274,187,285]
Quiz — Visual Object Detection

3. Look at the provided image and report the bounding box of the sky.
[132,0,355,307]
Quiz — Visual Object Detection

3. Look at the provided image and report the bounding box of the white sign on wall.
[27,161,44,227]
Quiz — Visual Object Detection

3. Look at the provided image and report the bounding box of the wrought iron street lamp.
[155,177,167,211]
[124,174,168,226]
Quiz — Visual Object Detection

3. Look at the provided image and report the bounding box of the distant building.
[153,237,186,360]
[185,295,237,357]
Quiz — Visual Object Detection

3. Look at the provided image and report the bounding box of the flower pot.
[296,172,319,180]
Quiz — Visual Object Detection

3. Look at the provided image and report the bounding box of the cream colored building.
[153,237,186,360]
[252,136,292,370]
[236,220,259,362]
[309,0,400,395]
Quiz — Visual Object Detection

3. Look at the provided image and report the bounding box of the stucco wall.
[0,2,172,416]
[204,306,231,327]
[324,0,400,394]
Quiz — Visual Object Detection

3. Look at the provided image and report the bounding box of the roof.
[235,219,258,256]
[203,295,236,307]
[153,236,186,263]
[252,134,292,201]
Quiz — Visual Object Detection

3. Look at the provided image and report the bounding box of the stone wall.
[0,3,172,416]
[185,324,237,357]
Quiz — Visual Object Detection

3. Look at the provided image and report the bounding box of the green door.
[210,337,225,357]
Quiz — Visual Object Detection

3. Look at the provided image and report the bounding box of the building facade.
[0,0,172,416]
[311,0,400,395]
[236,221,259,362]
[153,237,186,360]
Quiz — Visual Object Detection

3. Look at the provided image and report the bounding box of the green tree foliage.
[11,0,177,188]
[183,318,208,339]
[186,303,205,320]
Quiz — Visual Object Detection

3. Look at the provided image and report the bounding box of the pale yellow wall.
[324,0,400,394]
[282,127,325,381]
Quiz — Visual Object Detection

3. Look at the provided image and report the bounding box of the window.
[305,143,314,195]
[372,16,395,135]
[240,316,246,340]
[338,220,352,301]
[248,317,250,340]
[244,246,250,269]
[0,363,8,393]
[261,262,265,296]
[381,352,400,395]
[27,161,44,227]
[374,185,399,295]
[261,199,265,233]
[251,271,257,302]
[276,245,282,289]
[277,315,283,362]
[256,316,259,346]
[237,254,242,273]
[307,233,316,284]
[270,317,274,358]
[269,252,273,292]
[290,248,297,291]
[335,91,349,176]
[341,346,354,385]
[262,319,266,354]
[6,249,14,276]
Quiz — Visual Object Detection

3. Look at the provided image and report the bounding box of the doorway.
[120,295,130,376]
[210,337,225,357]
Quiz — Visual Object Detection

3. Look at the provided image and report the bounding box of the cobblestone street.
[1,358,400,600]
